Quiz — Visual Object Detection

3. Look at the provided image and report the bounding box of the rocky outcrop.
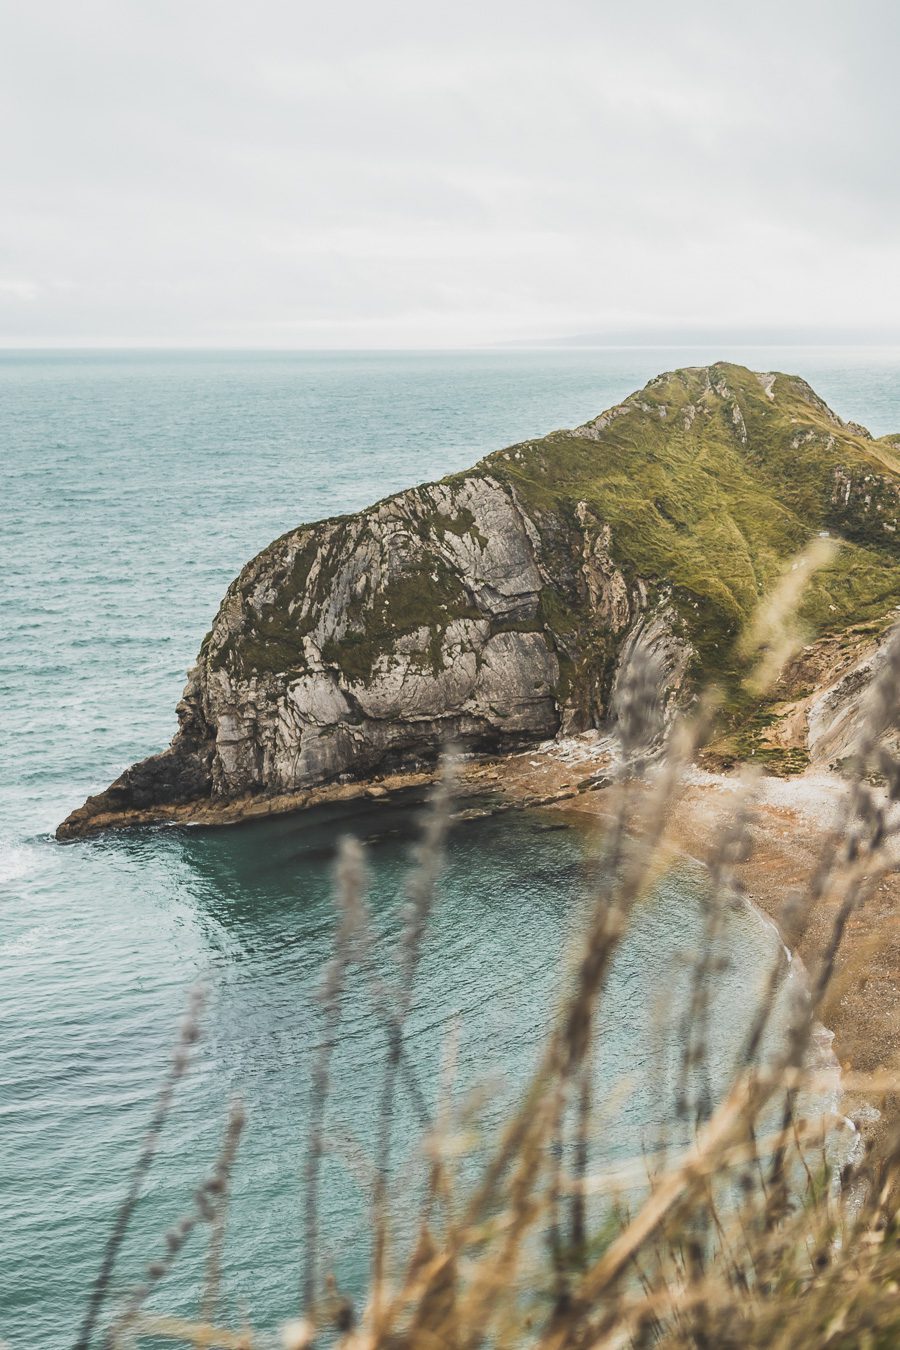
[59,473,663,837]
[58,362,900,838]
[191,474,565,797]
[828,466,900,542]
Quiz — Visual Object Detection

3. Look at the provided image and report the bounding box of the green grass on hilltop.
[487,362,900,690]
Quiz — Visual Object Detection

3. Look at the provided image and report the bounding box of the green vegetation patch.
[425,505,488,549]
[486,362,900,698]
[321,558,481,684]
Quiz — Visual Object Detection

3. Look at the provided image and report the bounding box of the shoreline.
[539,747,900,1148]
[53,739,598,840]
[58,732,899,1139]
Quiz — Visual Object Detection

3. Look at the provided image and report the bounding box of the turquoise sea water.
[3,348,900,1346]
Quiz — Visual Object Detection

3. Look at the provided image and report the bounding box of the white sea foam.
[0,840,40,885]
[0,924,51,958]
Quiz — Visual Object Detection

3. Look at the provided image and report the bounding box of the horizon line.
[3,340,900,355]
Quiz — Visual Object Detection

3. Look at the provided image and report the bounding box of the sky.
[1,0,899,348]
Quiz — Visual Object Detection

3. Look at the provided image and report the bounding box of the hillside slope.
[58,363,900,838]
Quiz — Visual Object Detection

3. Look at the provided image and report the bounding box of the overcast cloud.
[1,0,899,346]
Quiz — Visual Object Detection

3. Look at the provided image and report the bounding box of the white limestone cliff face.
[191,474,561,796]
[609,606,693,754]
[807,631,900,767]
[61,470,678,834]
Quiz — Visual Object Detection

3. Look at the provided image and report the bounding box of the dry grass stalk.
[73,983,207,1350]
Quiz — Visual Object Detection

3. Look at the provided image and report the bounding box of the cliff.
[58,362,900,838]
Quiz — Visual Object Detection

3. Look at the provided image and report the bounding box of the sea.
[3,347,899,1347]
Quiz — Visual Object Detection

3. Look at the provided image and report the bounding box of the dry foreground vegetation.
[69,555,900,1350]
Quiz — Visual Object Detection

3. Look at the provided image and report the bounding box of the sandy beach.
[464,734,900,1141]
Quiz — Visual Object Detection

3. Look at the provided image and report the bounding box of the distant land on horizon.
[500,325,900,350]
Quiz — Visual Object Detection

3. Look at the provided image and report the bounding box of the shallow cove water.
[3,348,900,1346]
[3,797,794,1343]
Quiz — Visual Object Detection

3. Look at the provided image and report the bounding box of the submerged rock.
[58,363,900,837]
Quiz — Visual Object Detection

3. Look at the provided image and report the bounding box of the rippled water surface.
[3,347,900,1346]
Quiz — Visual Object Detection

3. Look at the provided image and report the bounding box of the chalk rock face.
[807,632,900,767]
[192,474,563,797]
[60,472,653,834]
[609,606,693,754]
